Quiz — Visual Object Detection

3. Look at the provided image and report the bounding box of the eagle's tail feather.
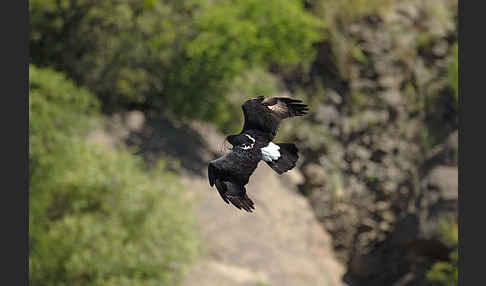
[265,143,299,174]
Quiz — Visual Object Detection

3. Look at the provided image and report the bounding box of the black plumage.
[208,96,309,212]
[242,96,309,140]
[208,144,261,212]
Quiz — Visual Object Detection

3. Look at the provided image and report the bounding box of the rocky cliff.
[277,1,458,285]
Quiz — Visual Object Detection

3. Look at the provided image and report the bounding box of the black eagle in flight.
[208,96,309,212]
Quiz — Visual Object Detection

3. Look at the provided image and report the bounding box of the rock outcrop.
[276,1,458,285]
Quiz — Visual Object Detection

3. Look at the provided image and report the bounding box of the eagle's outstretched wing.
[208,148,260,212]
[241,96,309,140]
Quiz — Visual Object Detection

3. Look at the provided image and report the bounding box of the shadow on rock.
[124,112,220,176]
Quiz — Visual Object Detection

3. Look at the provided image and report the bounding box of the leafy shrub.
[447,43,459,106]
[426,221,458,286]
[166,0,323,127]
[29,65,99,173]
[29,65,198,286]
[30,0,322,130]
[30,0,199,109]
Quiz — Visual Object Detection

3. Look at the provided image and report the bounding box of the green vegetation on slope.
[448,43,459,106]
[29,66,198,286]
[166,0,323,129]
[29,0,198,109]
[426,221,458,286]
[30,0,322,130]
[29,0,458,284]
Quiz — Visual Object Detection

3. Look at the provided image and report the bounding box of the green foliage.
[30,143,198,286]
[30,0,199,109]
[29,65,99,171]
[165,0,323,128]
[438,219,458,246]
[29,66,198,285]
[447,43,459,105]
[189,0,322,67]
[30,0,323,130]
[426,253,458,286]
[426,221,458,286]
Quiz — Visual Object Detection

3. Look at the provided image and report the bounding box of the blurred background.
[29,0,458,285]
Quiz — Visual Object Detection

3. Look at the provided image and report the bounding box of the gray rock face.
[280,1,458,285]
[423,166,458,202]
[419,166,458,240]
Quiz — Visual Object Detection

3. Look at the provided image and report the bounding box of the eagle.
[208,96,309,212]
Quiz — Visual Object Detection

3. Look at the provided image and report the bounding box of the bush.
[447,43,459,106]
[165,0,323,127]
[30,0,323,130]
[426,221,458,286]
[29,65,99,173]
[29,66,198,285]
[30,0,198,109]
[426,249,458,286]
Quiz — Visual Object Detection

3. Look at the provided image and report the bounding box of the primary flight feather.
[208,96,309,212]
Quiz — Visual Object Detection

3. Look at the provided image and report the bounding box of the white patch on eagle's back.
[261,142,281,162]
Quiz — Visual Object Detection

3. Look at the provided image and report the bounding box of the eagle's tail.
[265,143,299,174]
